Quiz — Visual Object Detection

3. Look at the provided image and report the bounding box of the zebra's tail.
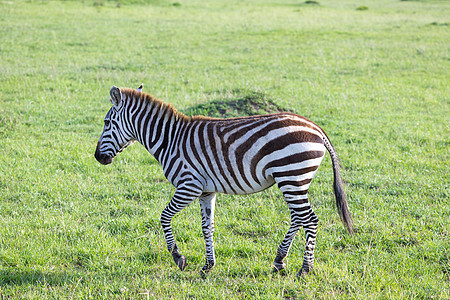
[323,134,354,234]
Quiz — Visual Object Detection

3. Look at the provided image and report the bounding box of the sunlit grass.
[0,0,448,298]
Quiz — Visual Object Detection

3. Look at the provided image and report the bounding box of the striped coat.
[95,86,353,277]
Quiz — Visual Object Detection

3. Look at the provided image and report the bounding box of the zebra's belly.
[203,175,276,195]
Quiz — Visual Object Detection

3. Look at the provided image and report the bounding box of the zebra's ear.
[110,86,122,107]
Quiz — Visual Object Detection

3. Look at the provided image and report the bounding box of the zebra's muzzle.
[94,143,114,165]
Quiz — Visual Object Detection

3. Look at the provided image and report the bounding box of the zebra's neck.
[122,89,188,167]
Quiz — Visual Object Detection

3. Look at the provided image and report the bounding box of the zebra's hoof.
[175,255,187,271]
[200,268,209,279]
[273,261,286,272]
[297,267,313,277]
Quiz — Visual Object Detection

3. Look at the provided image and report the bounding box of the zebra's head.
[94,86,136,165]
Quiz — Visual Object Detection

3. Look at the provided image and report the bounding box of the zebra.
[94,86,354,277]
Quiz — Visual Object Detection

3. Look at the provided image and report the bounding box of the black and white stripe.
[95,86,354,277]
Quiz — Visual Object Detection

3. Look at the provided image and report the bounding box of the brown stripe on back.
[223,115,316,146]
[220,116,276,138]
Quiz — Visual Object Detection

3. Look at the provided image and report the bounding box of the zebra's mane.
[120,88,192,122]
[120,87,235,122]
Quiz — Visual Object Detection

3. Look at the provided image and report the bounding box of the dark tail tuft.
[332,162,354,234]
[324,136,354,234]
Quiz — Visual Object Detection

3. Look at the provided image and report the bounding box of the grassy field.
[0,0,449,298]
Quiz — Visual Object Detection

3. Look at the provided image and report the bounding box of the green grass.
[0,0,449,298]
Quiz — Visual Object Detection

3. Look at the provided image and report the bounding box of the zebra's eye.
[104,120,110,127]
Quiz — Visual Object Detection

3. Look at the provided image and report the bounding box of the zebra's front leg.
[161,186,202,271]
[198,192,216,277]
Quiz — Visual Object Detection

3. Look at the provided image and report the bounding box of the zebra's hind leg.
[161,185,202,271]
[274,188,319,276]
[198,192,216,277]
[298,204,318,276]
[273,207,302,272]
